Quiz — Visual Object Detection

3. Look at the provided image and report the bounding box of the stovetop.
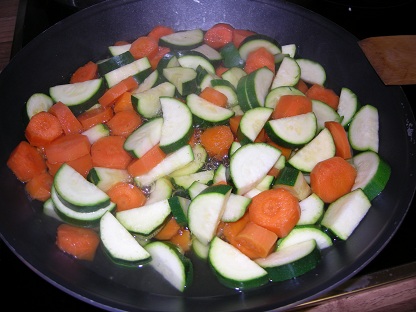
[2,0,416,310]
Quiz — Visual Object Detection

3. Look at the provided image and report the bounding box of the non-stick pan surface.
[1,0,415,311]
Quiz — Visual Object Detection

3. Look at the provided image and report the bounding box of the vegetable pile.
[6,23,391,292]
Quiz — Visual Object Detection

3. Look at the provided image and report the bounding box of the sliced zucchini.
[188,181,209,199]
[97,51,135,76]
[238,34,282,60]
[104,57,151,88]
[296,58,326,86]
[136,70,163,93]
[213,163,228,185]
[146,177,174,205]
[169,144,207,177]
[348,104,379,153]
[26,93,54,120]
[145,241,193,292]
[255,239,321,282]
[351,151,391,200]
[312,99,341,131]
[159,28,204,50]
[156,52,180,73]
[281,43,297,58]
[163,66,198,96]
[245,67,274,108]
[100,211,151,266]
[178,51,215,74]
[221,66,247,89]
[237,107,273,145]
[108,43,131,56]
[168,195,191,227]
[297,193,325,225]
[264,85,305,109]
[192,43,222,65]
[171,170,215,190]
[210,79,238,107]
[321,189,371,240]
[221,193,251,222]
[271,56,301,89]
[82,123,110,144]
[87,167,131,192]
[49,78,105,115]
[337,87,360,127]
[209,237,269,289]
[273,166,312,201]
[277,225,333,250]
[192,235,210,260]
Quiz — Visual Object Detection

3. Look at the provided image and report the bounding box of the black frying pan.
[1,0,415,311]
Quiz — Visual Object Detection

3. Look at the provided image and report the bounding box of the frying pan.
[1,0,415,311]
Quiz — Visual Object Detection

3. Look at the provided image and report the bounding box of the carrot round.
[7,141,47,182]
[70,61,98,84]
[107,182,147,212]
[310,156,357,204]
[271,94,312,119]
[25,171,53,202]
[199,87,228,108]
[44,133,91,164]
[25,111,63,147]
[48,101,83,135]
[129,35,159,60]
[232,29,256,48]
[170,228,192,252]
[77,105,114,131]
[203,23,234,50]
[106,110,142,137]
[324,121,352,159]
[234,221,278,259]
[90,135,132,170]
[127,144,166,177]
[147,25,175,41]
[56,223,100,261]
[249,188,300,238]
[98,76,139,108]
[154,216,181,240]
[46,153,93,178]
[244,47,275,74]
[113,91,134,112]
[200,125,234,160]
[305,84,340,110]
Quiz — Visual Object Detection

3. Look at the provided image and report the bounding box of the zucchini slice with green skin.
[188,184,232,245]
[188,181,209,199]
[229,143,281,195]
[348,104,379,153]
[221,66,247,89]
[312,99,341,131]
[146,177,173,205]
[238,34,282,60]
[87,167,131,192]
[168,143,207,177]
[337,87,360,128]
[255,239,321,282]
[296,58,326,86]
[136,69,163,93]
[159,97,194,154]
[288,128,335,173]
[192,44,222,65]
[82,123,110,144]
[124,117,163,158]
[97,50,135,76]
[49,78,105,115]
[237,107,273,144]
[221,193,251,222]
[168,195,191,227]
[145,241,193,292]
[351,151,391,201]
[321,189,371,240]
[104,57,151,88]
[192,235,210,260]
[264,112,317,149]
[177,51,216,74]
[271,56,301,89]
[157,52,180,73]
[264,85,305,109]
[171,169,215,190]
[116,199,172,236]
[108,43,131,56]
[26,93,54,120]
[159,28,204,50]
[297,193,325,225]
[54,163,111,212]
[273,166,312,201]
[281,43,297,58]
[277,225,333,250]
[209,237,269,290]
[163,66,198,96]
[100,211,151,266]
[245,67,274,108]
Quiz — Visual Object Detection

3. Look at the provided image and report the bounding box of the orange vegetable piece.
[200,125,234,160]
[244,47,275,74]
[113,91,134,112]
[310,156,357,204]
[25,111,63,147]
[229,115,242,137]
[249,188,300,238]
[170,228,192,252]
[295,79,309,94]
[199,87,228,108]
[77,105,114,131]
[107,182,147,212]
[46,153,93,178]
[127,144,166,177]
[48,101,83,135]
[106,110,142,137]
[154,216,181,240]
[149,46,171,70]
[129,36,159,60]
[232,29,256,48]
[98,76,139,108]
[25,171,54,202]
[90,135,132,170]
[265,140,292,159]
[69,61,98,83]
[148,25,175,41]
[305,84,340,110]
[44,133,91,164]
[7,141,47,182]
[215,65,229,77]
[219,211,251,246]
[56,224,100,261]
[325,121,352,159]
[271,94,313,119]
[204,23,234,50]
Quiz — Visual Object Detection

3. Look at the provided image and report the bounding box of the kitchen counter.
[1,0,415,311]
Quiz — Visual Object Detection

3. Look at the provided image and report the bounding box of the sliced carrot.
[199,87,228,108]
[98,76,139,108]
[325,121,352,159]
[215,65,229,77]
[229,115,242,137]
[232,28,256,48]
[147,25,175,41]
[90,135,132,170]
[305,84,340,110]
[106,110,142,137]
[265,140,292,159]
[295,79,309,94]
[310,156,357,204]
[46,153,93,178]
[114,40,130,46]
[244,47,275,74]
[127,144,166,177]
[154,216,181,240]
[56,223,100,261]
[25,171,53,202]
[129,35,159,60]
[169,228,192,252]
[48,101,83,135]
[107,182,147,212]
[77,105,114,131]
[25,111,63,147]
[44,133,91,164]
[69,61,98,83]
[149,46,170,70]
[7,141,47,182]
[188,128,202,147]
[113,91,134,112]
[234,221,278,259]
[249,188,300,238]
[271,94,313,119]
[199,125,234,160]
[203,23,234,50]
[219,211,250,246]
[254,128,267,143]
[267,166,280,179]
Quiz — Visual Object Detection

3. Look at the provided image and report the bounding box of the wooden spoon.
[358,35,416,85]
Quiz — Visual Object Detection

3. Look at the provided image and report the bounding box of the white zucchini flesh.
[100,211,151,263]
[297,193,325,225]
[271,56,301,89]
[296,58,326,86]
[238,107,273,143]
[312,99,341,131]
[49,78,103,106]
[348,104,379,153]
[337,87,359,127]
[277,226,333,250]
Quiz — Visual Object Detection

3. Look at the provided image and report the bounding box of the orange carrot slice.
[25,171,54,202]
[129,36,159,60]
[200,125,234,160]
[229,115,242,137]
[295,79,309,94]
[232,29,256,48]
[203,23,234,50]
[127,144,166,177]
[70,61,98,83]
[77,105,114,131]
[46,153,93,178]
[219,211,251,246]
[25,111,63,147]
[154,216,181,240]
[324,121,352,159]
[48,101,83,135]
[107,182,147,212]
[148,46,170,70]
[170,228,192,252]
[148,25,175,41]
[113,91,134,112]
[305,84,340,110]
[98,76,139,108]
[44,133,91,164]
[271,94,313,119]
[106,110,142,137]
[244,47,275,74]
[199,87,228,108]
[90,135,132,170]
